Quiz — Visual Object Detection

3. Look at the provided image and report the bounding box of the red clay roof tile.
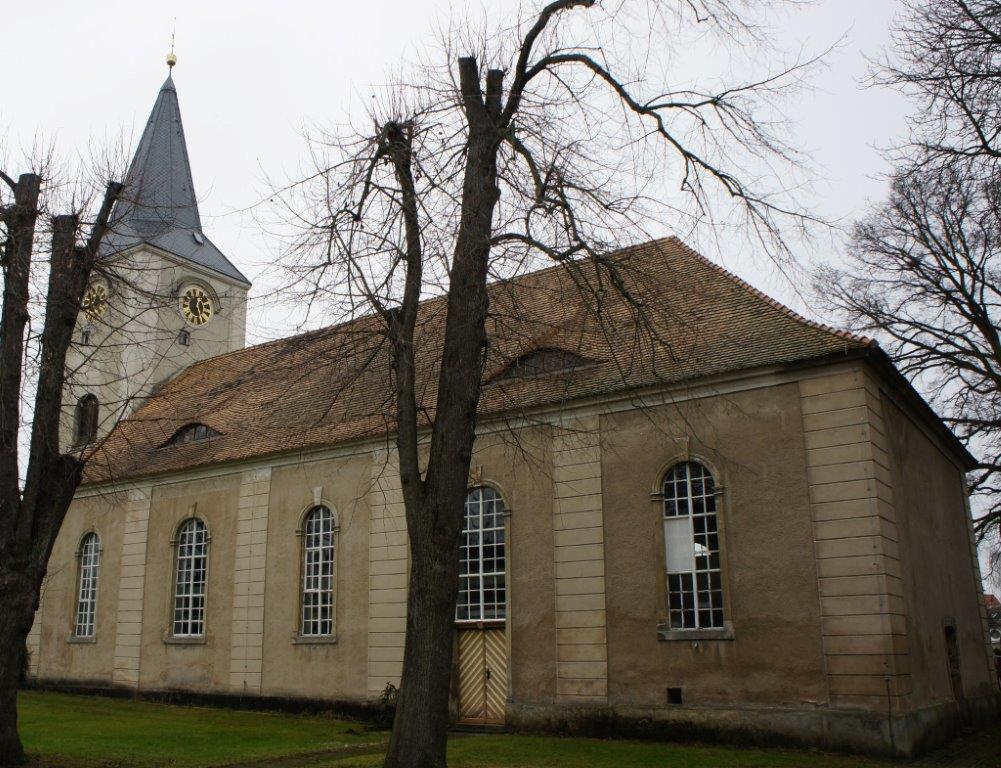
[84,237,872,484]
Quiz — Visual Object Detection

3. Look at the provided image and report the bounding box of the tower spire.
[100,70,251,286]
[118,70,200,231]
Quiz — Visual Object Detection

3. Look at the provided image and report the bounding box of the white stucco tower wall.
[62,69,251,449]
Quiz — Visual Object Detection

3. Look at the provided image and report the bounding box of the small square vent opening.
[667,687,683,705]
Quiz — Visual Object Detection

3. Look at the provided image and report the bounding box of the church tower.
[65,59,251,448]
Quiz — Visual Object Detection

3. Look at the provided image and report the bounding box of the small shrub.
[376,683,398,728]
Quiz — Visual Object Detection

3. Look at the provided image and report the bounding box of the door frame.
[456,621,507,725]
[453,479,514,725]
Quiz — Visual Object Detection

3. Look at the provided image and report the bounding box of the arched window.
[300,506,336,637]
[162,423,219,447]
[74,533,101,638]
[662,461,724,630]
[74,394,99,444]
[172,518,208,637]
[457,486,506,622]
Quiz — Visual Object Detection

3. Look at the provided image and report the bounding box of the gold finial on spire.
[166,21,177,69]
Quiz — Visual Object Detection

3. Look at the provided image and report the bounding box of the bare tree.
[824,0,1001,550]
[0,125,246,757]
[878,0,1001,175]
[821,166,1001,539]
[271,2,821,766]
[0,166,122,764]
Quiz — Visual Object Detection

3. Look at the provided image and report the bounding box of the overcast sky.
[5,3,995,585]
[2,0,911,326]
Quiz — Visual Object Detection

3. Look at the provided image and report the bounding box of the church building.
[27,70,999,758]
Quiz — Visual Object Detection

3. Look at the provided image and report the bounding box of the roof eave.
[800,345,977,472]
[101,238,252,289]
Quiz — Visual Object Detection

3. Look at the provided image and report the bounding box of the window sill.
[67,636,97,645]
[164,636,207,645]
[292,634,337,645]
[657,624,734,642]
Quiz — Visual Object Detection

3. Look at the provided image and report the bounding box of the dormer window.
[492,347,593,382]
[162,423,219,447]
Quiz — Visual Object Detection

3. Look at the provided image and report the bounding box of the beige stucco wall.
[31,360,995,755]
[881,394,995,706]
[34,492,128,685]
[259,457,371,701]
[796,367,912,711]
[137,474,241,692]
[601,382,829,707]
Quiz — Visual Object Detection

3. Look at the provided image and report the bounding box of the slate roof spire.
[104,66,250,286]
[119,72,201,232]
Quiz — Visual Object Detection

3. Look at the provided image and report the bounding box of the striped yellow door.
[457,627,507,725]
[457,630,486,721]
[483,628,507,724]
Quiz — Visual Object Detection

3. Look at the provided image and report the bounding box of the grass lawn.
[18,691,386,767]
[321,735,891,768]
[18,690,1000,768]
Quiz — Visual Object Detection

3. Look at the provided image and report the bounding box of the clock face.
[81,281,109,322]
[180,285,214,326]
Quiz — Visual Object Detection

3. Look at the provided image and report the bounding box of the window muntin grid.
[172,518,208,637]
[457,486,506,623]
[662,462,724,630]
[74,533,101,638]
[300,506,336,637]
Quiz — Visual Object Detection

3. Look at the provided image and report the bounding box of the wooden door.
[457,627,507,724]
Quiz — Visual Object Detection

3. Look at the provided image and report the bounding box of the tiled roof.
[102,74,250,286]
[84,237,873,484]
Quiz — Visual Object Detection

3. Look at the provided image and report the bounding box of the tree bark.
[0,179,120,766]
[0,577,38,767]
[383,57,503,768]
[0,454,80,767]
[383,500,464,768]
[0,173,43,768]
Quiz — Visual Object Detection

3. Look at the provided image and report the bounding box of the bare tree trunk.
[0,173,42,768]
[0,176,120,765]
[0,451,80,767]
[0,576,37,766]
[384,502,464,768]
[383,57,502,768]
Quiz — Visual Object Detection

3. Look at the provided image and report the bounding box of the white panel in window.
[663,516,695,574]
